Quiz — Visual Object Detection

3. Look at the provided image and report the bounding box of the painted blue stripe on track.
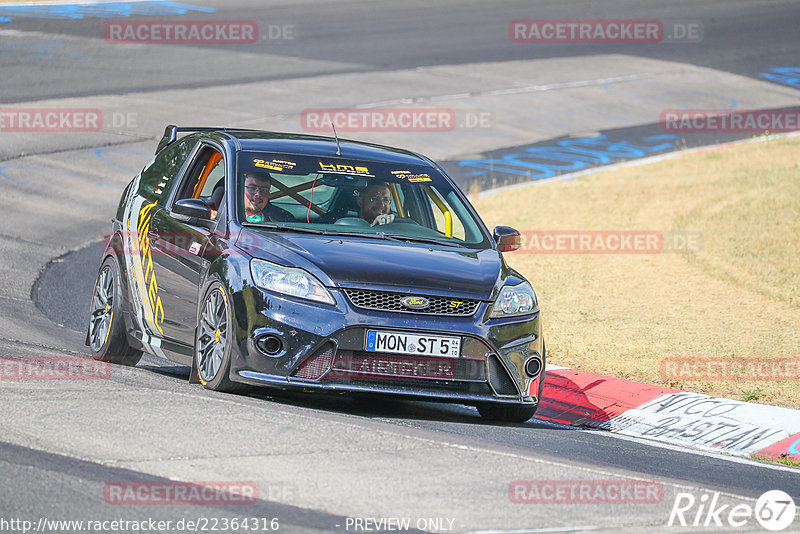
[759,67,800,89]
[0,1,215,21]
[457,133,679,181]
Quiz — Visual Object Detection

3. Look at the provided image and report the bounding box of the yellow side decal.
[137,201,165,335]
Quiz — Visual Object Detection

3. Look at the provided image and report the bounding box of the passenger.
[242,172,292,223]
[358,181,395,226]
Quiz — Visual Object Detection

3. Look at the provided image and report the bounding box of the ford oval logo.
[401,296,430,310]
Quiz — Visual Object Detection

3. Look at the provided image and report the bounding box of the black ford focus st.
[87,125,545,422]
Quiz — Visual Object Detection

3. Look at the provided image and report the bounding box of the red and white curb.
[538,365,800,463]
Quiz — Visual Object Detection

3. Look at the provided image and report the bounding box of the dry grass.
[472,135,800,408]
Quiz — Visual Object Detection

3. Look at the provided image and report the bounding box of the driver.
[243,171,293,223]
[358,181,395,226]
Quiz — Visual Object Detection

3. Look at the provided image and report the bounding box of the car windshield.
[235,151,491,248]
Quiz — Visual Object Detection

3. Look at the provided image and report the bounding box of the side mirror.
[173,198,212,225]
[493,226,521,252]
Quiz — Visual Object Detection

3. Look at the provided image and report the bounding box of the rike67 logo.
[668,490,796,531]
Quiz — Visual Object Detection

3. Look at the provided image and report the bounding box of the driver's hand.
[370,213,395,226]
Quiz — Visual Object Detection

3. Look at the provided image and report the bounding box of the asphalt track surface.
[3,1,800,532]
[2,0,799,103]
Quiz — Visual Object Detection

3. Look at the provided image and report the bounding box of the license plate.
[365,330,461,358]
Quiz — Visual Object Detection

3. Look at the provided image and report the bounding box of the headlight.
[250,258,335,305]
[490,282,538,318]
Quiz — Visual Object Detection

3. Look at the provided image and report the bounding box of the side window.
[199,162,225,199]
[139,137,196,202]
[172,146,225,219]
[197,152,225,220]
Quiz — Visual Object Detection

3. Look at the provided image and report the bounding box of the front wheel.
[87,256,142,366]
[477,403,537,423]
[194,282,246,393]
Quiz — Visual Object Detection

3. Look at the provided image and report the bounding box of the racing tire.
[194,282,246,393]
[87,256,143,366]
[477,403,538,423]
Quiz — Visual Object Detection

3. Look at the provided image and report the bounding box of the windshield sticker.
[246,214,263,223]
[318,162,374,177]
[254,158,297,172]
[391,170,432,182]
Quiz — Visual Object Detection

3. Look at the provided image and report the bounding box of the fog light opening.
[257,335,283,356]
[524,356,543,378]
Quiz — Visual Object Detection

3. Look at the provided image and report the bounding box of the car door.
[121,136,197,349]
[148,143,226,349]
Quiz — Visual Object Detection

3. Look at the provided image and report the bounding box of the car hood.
[237,229,504,300]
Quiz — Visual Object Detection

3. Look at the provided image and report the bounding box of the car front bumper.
[228,285,545,407]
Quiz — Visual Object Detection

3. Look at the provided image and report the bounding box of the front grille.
[344,289,480,316]
[292,343,335,380]
[322,350,492,396]
[326,352,486,382]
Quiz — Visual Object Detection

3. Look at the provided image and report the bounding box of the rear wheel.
[477,403,537,423]
[194,282,246,393]
[88,257,142,366]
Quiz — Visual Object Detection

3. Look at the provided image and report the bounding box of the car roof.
[211,130,436,167]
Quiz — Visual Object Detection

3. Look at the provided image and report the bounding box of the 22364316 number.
[191,517,280,531]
